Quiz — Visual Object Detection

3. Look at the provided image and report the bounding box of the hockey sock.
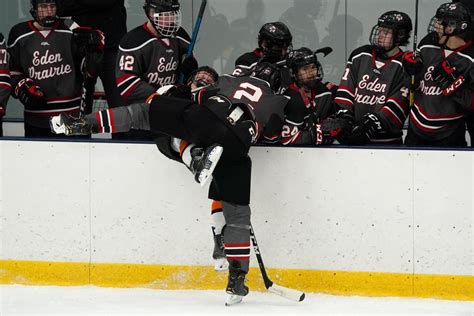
[211,200,226,234]
[179,140,195,168]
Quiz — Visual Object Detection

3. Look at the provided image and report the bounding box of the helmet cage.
[429,2,471,37]
[289,48,323,90]
[150,10,182,37]
[30,0,58,27]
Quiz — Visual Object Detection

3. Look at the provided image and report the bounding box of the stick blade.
[268,283,305,302]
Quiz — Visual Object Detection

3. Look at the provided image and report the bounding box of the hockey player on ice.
[50,63,290,306]
[402,2,474,146]
[324,11,412,145]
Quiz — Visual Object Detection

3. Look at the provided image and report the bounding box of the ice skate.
[189,144,223,187]
[212,228,228,272]
[50,113,92,136]
[225,266,248,306]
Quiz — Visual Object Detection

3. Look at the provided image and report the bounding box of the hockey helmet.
[187,66,219,89]
[252,62,282,92]
[144,0,182,37]
[370,11,412,51]
[30,0,59,28]
[428,2,471,38]
[288,47,323,90]
[258,22,293,51]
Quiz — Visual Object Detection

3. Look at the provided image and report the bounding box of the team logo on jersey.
[147,56,179,86]
[29,49,72,80]
[41,42,50,46]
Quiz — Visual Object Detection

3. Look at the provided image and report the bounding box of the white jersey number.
[233,82,263,103]
[119,55,135,72]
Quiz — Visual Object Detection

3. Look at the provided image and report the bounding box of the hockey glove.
[14,78,46,109]
[402,52,423,76]
[319,109,355,144]
[432,60,465,96]
[348,113,383,145]
[179,56,198,83]
[73,27,105,54]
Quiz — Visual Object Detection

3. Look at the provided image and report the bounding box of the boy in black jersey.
[280,47,337,145]
[403,2,474,146]
[232,22,292,76]
[329,11,412,145]
[114,0,197,140]
[8,0,103,137]
[0,33,11,136]
[51,63,289,305]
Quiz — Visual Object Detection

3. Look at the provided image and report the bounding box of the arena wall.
[0,139,472,300]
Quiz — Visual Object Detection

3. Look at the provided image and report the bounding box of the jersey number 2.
[233,82,263,103]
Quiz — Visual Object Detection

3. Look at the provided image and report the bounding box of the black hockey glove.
[402,51,423,76]
[73,27,105,54]
[348,113,383,145]
[319,109,354,144]
[179,56,198,83]
[165,84,192,100]
[14,78,46,109]
[432,60,465,96]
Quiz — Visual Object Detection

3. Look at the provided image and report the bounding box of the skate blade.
[50,115,65,134]
[199,146,224,187]
[213,258,228,272]
[225,294,243,306]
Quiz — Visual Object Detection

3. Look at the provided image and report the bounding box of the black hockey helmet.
[428,2,471,38]
[288,47,323,90]
[258,22,293,51]
[30,0,59,28]
[143,0,181,37]
[370,11,412,51]
[187,66,219,89]
[252,62,282,92]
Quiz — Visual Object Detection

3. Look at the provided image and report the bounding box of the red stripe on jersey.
[108,109,116,133]
[386,97,409,112]
[226,256,250,261]
[95,111,104,133]
[0,83,11,91]
[334,97,353,106]
[381,107,403,128]
[0,70,10,75]
[116,74,135,85]
[409,112,444,133]
[414,102,463,120]
[224,242,250,248]
[122,79,140,98]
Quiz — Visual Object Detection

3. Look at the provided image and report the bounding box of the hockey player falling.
[50,62,305,305]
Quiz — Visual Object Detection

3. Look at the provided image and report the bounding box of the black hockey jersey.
[408,35,474,141]
[232,49,263,76]
[281,83,335,145]
[213,74,290,142]
[8,19,83,128]
[115,23,191,104]
[335,45,410,143]
[0,34,11,116]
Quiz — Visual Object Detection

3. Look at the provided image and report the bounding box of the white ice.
[1,285,473,316]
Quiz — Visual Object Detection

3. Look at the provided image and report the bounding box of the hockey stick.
[275,46,333,67]
[249,225,305,302]
[179,0,207,83]
[409,0,419,107]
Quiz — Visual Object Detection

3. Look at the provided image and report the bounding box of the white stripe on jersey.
[120,78,141,96]
[315,91,332,99]
[119,38,157,52]
[386,98,405,114]
[8,31,36,48]
[414,103,463,121]
[285,118,304,126]
[175,36,190,45]
[383,106,403,125]
[47,97,81,104]
[351,52,372,62]
[235,62,258,70]
[117,75,138,87]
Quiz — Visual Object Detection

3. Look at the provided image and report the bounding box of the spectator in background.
[0,33,11,136]
[8,0,103,137]
[112,0,197,141]
[58,0,128,117]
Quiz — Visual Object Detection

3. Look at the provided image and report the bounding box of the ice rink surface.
[1,285,473,316]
